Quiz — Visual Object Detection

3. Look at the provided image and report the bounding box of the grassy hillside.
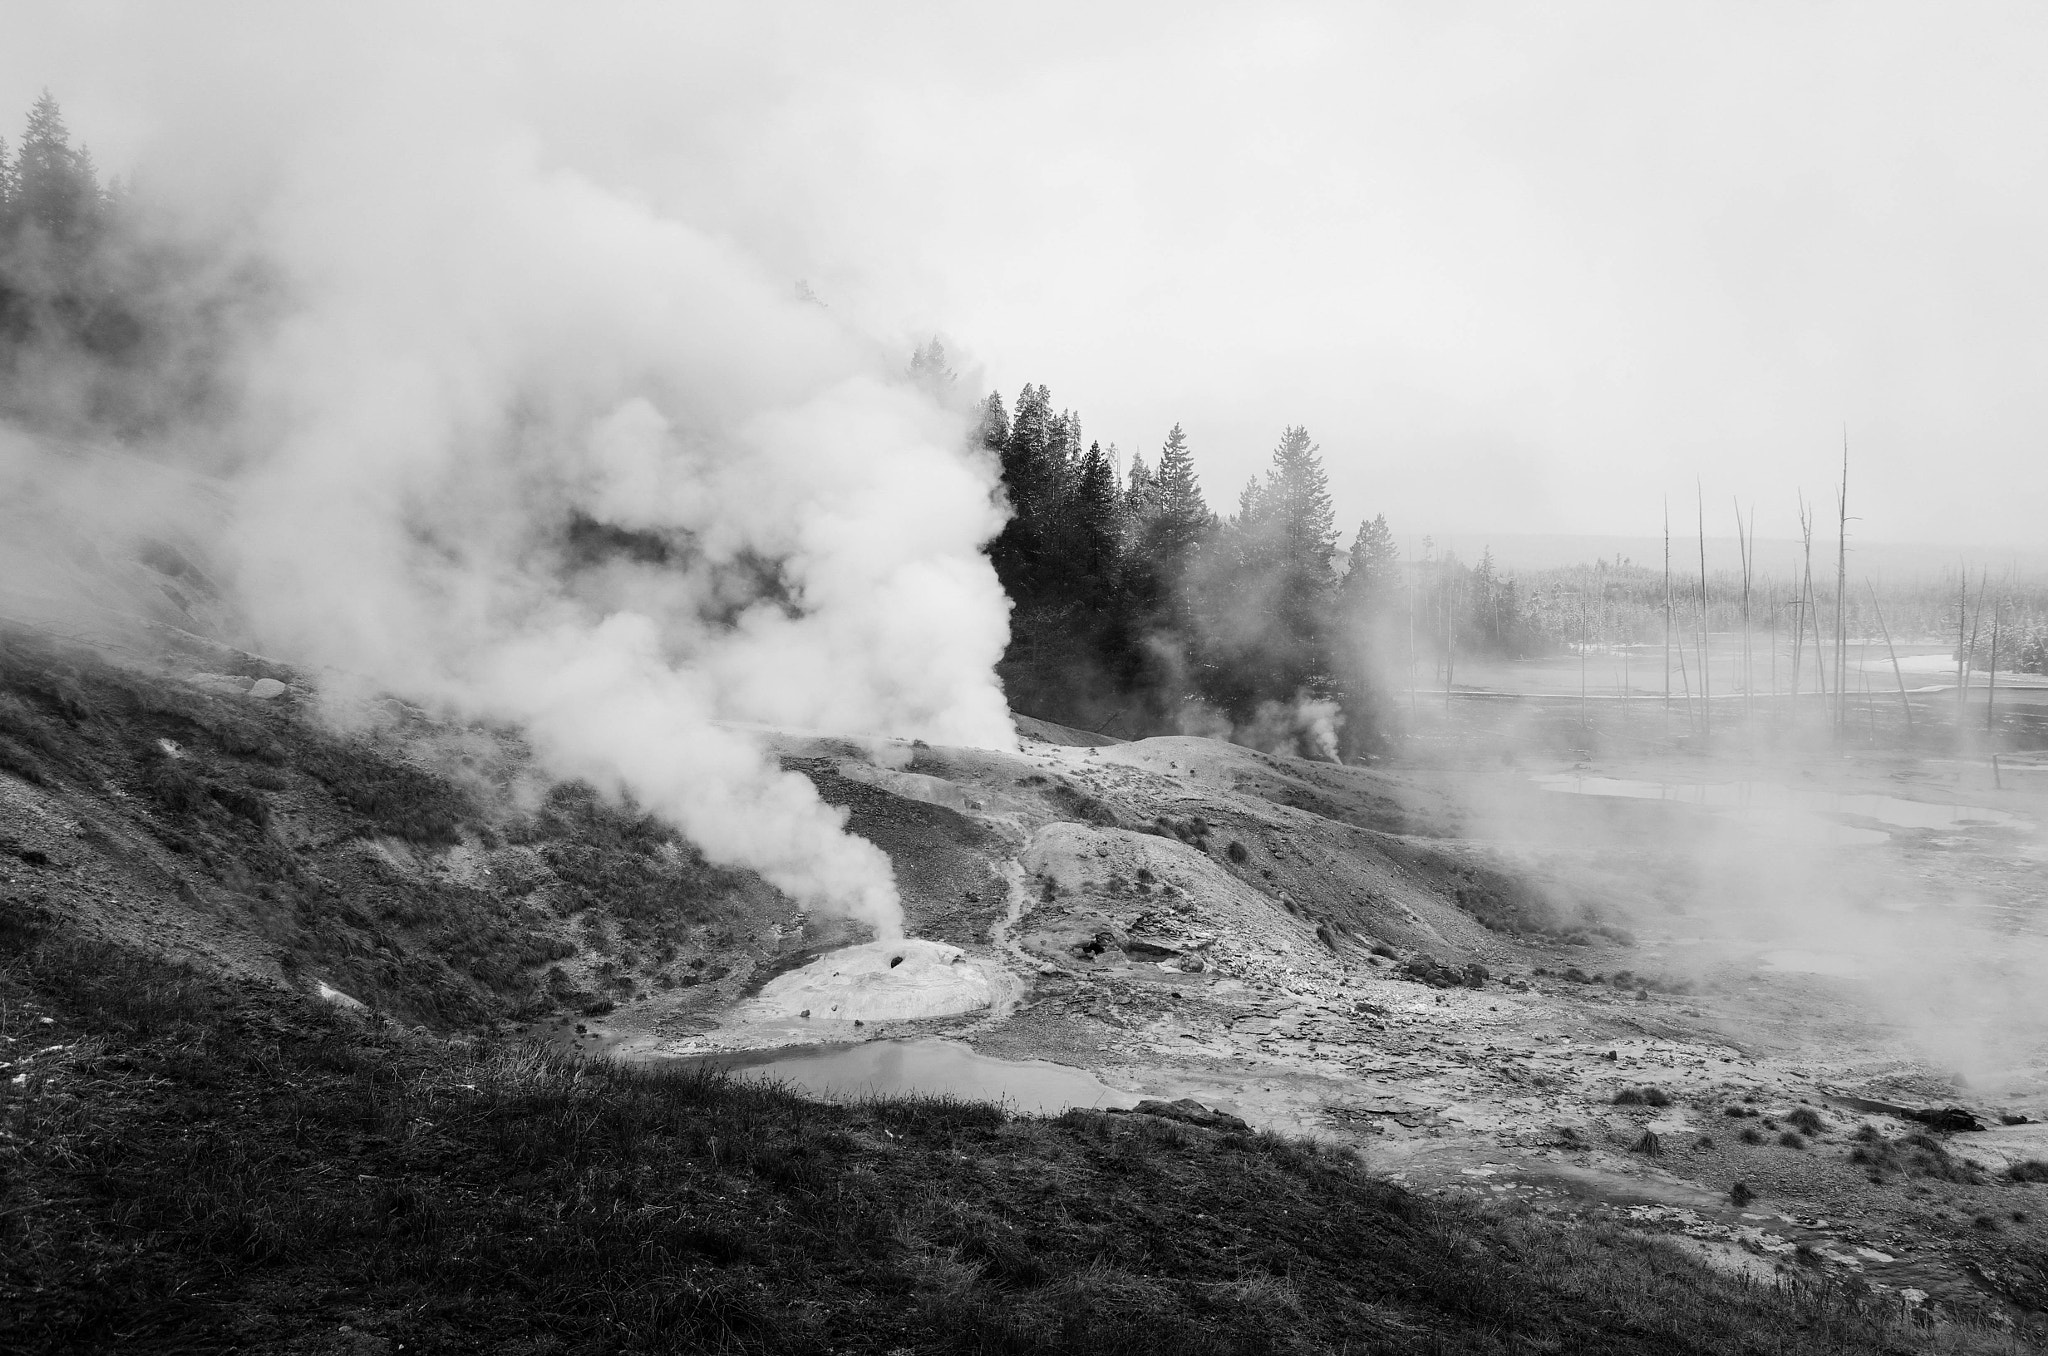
[2,910,2027,1355]
[0,624,816,1030]
[0,624,2038,1353]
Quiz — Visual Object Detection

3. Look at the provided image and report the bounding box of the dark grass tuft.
[2,919,2030,1355]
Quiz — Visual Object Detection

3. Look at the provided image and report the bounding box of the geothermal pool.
[1534,772,2021,845]
[680,1038,1135,1115]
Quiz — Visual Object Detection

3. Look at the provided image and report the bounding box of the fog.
[12,4,2048,550]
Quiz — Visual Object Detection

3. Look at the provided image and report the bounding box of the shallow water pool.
[1533,773,2020,845]
[675,1038,1136,1116]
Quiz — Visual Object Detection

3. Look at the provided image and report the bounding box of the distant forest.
[0,92,245,441]
[14,89,2047,758]
[956,349,2048,745]
[940,341,1566,756]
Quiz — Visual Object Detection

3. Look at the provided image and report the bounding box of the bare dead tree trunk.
[1735,499,1753,725]
[1869,582,1912,734]
[1836,434,1849,734]
[1697,484,1710,739]
[1663,500,1673,732]
[1443,568,1455,711]
[1987,594,2001,737]
[1962,569,1988,746]
[1955,566,1970,730]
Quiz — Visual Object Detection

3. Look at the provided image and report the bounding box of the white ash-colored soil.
[589,721,2048,1318]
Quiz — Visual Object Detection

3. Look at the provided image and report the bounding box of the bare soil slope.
[6,621,2048,1340]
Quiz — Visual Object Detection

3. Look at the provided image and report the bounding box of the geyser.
[0,11,1022,939]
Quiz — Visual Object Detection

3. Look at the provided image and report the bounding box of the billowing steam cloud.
[7,17,1020,939]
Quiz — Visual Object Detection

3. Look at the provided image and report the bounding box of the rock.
[314,980,366,1013]
[1112,1098,1251,1133]
[1400,953,1486,990]
[1906,1106,1986,1133]
[1833,1094,1988,1133]
[246,677,288,700]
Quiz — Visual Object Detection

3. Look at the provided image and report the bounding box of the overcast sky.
[10,2,2046,552]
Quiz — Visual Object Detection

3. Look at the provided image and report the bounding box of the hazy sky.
[10,2,2047,550]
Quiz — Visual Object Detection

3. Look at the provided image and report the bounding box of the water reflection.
[672,1038,1135,1116]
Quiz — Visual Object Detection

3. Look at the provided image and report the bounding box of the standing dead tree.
[1734,499,1754,725]
[1961,568,1988,745]
[1835,435,1850,735]
[1954,566,1971,730]
[1697,484,1711,739]
[1663,501,1675,732]
[1987,586,2003,737]
[1795,494,1829,717]
[1868,582,1913,734]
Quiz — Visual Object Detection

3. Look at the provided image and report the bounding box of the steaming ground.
[574,713,2048,1319]
[9,621,2048,1325]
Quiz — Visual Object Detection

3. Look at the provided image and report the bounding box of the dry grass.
[2,914,2040,1355]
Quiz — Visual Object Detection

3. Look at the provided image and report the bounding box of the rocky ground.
[6,618,2048,1332]
[578,721,2048,1324]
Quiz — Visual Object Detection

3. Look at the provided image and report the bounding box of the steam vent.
[753,938,992,1023]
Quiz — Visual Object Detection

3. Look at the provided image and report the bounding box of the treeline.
[0,92,241,439]
[971,371,1410,757]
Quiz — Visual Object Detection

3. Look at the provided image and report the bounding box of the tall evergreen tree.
[1070,440,1122,585]
[975,390,1009,454]
[1261,425,1337,578]
[13,92,98,244]
[1003,384,1054,515]
[908,337,956,398]
[1148,424,1210,566]
[1201,427,1341,711]
[1340,515,1399,615]
[1333,514,1402,755]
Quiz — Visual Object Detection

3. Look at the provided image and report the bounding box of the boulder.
[1112,1098,1251,1133]
[246,677,289,700]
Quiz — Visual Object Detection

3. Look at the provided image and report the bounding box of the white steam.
[17,24,1021,940]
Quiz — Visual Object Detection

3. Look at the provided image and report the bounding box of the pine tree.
[1261,425,1337,578]
[1341,515,1398,615]
[1149,424,1211,565]
[1206,427,1340,707]
[1071,440,1122,584]
[1003,384,1054,517]
[14,91,99,244]
[975,390,1009,454]
[1121,451,1157,544]
[1333,514,1402,755]
[908,337,956,398]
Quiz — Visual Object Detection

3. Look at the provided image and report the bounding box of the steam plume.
[5,19,1019,938]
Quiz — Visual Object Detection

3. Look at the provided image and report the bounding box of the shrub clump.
[1613,1086,1672,1108]
[1400,953,1488,990]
